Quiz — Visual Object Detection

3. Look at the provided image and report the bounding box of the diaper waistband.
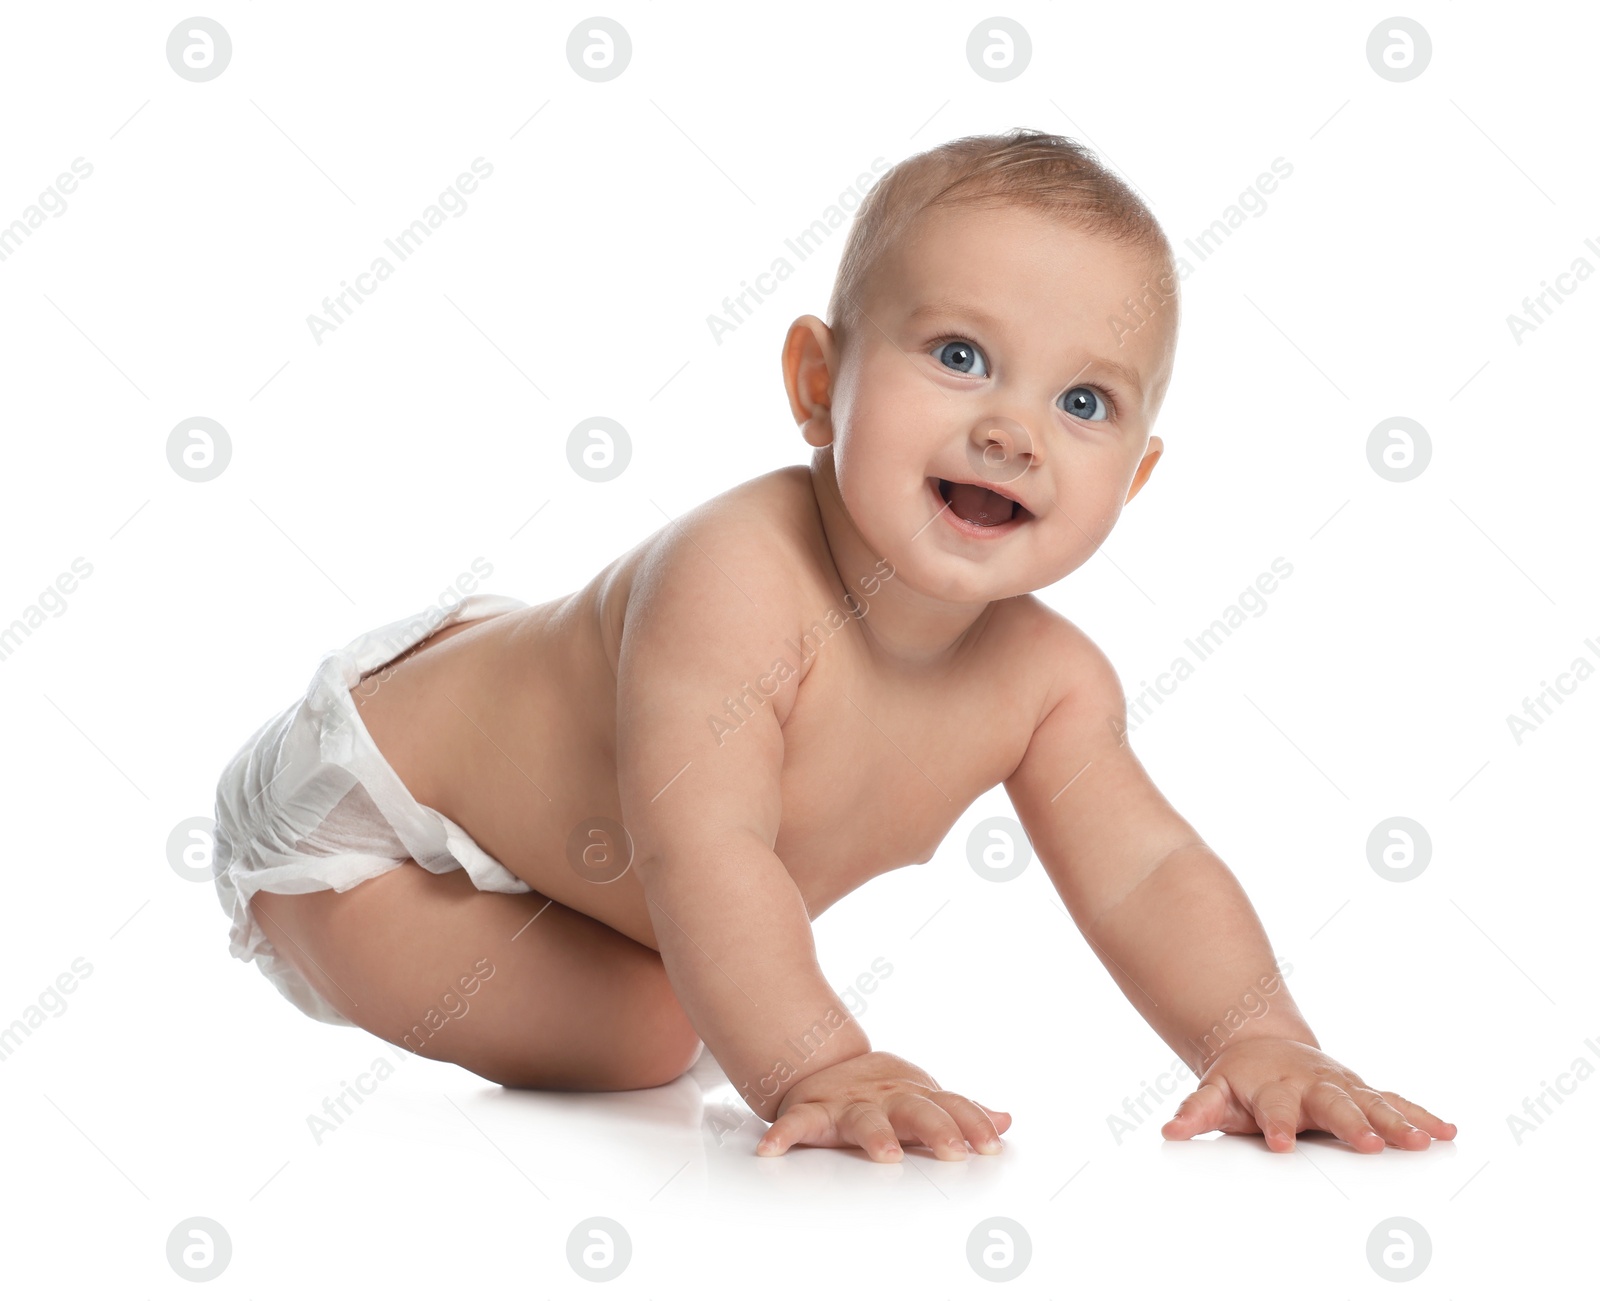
[302,592,530,875]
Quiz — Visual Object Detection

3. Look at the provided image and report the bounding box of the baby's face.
[825,203,1176,604]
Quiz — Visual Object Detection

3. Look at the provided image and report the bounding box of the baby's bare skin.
[258,197,1456,1163]
[357,465,1054,956]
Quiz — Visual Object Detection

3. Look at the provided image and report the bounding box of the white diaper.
[210,593,534,1027]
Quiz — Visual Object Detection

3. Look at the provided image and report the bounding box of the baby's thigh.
[249,864,702,1090]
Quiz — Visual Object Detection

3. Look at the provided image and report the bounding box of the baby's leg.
[249,863,702,1091]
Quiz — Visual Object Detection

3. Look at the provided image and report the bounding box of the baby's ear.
[800,406,833,448]
[1125,435,1163,503]
[781,315,837,444]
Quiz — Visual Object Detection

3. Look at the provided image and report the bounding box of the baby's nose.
[966,414,1036,482]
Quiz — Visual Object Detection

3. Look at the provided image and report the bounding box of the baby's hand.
[755,1050,1011,1162]
[1161,1037,1457,1153]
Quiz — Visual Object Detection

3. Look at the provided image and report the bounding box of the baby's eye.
[933,339,988,377]
[1059,385,1110,422]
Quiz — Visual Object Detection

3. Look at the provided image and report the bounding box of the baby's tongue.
[947,480,1014,527]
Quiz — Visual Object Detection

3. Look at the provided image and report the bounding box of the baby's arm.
[1005,620,1456,1153]
[616,510,1007,1160]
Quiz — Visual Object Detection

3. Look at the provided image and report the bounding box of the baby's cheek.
[1062,492,1119,541]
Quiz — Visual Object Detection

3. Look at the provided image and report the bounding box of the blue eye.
[934,339,987,377]
[1059,386,1110,421]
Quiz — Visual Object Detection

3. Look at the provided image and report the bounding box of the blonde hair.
[825,127,1176,347]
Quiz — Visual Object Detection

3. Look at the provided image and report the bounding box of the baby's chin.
[837,484,1078,603]
[889,546,1058,607]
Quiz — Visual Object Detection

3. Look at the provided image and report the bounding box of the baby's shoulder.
[650,465,826,582]
[991,594,1095,661]
[717,464,818,537]
[990,597,1123,723]
[613,466,826,619]
[655,464,813,539]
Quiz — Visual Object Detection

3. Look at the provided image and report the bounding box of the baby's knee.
[620,964,704,1086]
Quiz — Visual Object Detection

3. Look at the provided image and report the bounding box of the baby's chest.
[771,670,1038,897]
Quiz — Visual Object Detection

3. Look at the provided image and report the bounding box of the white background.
[1,1,1595,1296]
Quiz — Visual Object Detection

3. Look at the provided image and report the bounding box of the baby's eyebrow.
[910,299,1006,330]
[909,300,1145,405]
[1079,355,1146,405]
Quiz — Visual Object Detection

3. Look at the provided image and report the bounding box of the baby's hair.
[826,127,1176,350]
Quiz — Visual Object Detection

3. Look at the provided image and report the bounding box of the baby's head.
[783,128,1180,606]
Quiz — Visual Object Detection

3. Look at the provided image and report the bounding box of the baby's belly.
[446,753,662,951]
[430,725,902,951]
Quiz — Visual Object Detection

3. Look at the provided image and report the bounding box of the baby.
[212,128,1456,1163]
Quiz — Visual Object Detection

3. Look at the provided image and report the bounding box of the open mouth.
[931,477,1032,529]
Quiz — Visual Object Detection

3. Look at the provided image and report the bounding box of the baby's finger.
[1301,1081,1384,1153]
[1246,1080,1301,1153]
[932,1092,1007,1154]
[1160,1082,1227,1140]
[835,1100,905,1163]
[1379,1090,1458,1140]
[755,1101,831,1157]
[1350,1089,1430,1150]
[889,1094,972,1161]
